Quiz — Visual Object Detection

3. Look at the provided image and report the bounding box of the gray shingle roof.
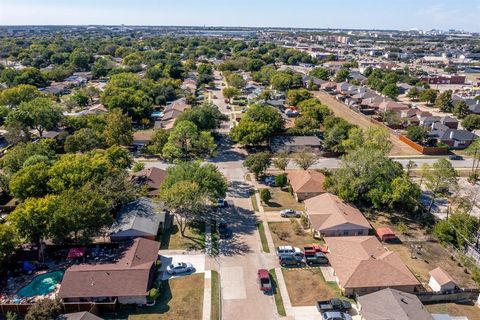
[110,198,164,236]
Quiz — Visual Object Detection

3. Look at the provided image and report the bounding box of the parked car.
[276,245,303,258]
[316,299,352,313]
[280,209,301,218]
[322,311,352,320]
[166,262,194,275]
[217,198,228,208]
[218,222,233,239]
[226,105,231,110]
[279,255,303,267]
[264,176,276,186]
[257,269,272,292]
[304,244,328,255]
[240,108,247,113]
[305,252,329,265]
[449,154,463,160]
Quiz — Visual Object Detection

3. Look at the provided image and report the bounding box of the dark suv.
[280,255,303,267]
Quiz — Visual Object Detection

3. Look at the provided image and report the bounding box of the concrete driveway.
[159,254,205,280]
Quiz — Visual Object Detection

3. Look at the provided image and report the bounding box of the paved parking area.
[159,254,205,280]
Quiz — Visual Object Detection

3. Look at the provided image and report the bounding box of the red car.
[257,269,272,292]
[304,244,328,256]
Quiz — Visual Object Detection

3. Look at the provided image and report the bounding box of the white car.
[280,209,300,218]
[276,245,302,258]
[166,262,194,275]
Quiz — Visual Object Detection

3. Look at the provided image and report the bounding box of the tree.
[92,57,115,78]
[323,117,354,153]
[406,125,428,144]
[435,90,453,112]
[0,224,17,267]
[175,104,228,130]
[407,87,420,100]
[0,84,42,106]
[70,48,92,71]
[18,97,63,137]
[25,298,62,320]
[297,99,331,123]
[292,150,317,170]
[418,89,438,105]
[270,72,293,91]
[223,87,241,101]
[9,162,51,200]
[272,151,289,171]
[64,128,105,153]
[275,174,288,188]
[462,114,480,131]
[424,158,457,212]
[452,100,469,119]
[434,213,479,248]
[260,189,271,203]
[286,89,313,107]
[309,67,330,80]
[244,152,271,179]
[71,91,90,107]
[389,174,421,210]
[334,69,350,83]
[103,109,133,146]
[146,129,170,155]
[14,67,48,87]
[8,195,58,246]
[382,83,400,99]
[226,73,246,89]
[162,121,215,161]
[0,140,56,175]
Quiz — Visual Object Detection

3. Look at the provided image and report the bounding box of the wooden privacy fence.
[399,135,449,155]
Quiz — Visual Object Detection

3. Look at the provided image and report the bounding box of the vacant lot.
[269,221,323,248]
[263,188,305,212]
[370,214,478,289]
[282,269,343,306]
[313,91,419,156]
[106,273,204,320]
[160,222,205,251]
[426,303,480,320]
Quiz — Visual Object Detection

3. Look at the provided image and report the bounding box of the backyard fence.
[416,289,480,304]
[0,300,117,316]
[399,135,449,155]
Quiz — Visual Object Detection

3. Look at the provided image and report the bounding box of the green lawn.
[159,221,206,250]
[211,271,220,320]
[250,190,259,212]
[269,269,286,316]
[257,222,270,253]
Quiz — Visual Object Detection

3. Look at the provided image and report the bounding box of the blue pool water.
[16,271,64,298]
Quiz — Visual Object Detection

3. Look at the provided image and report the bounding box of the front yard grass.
[269,269,286,316]
[426,303,480,320]
[263,188,305,212]
[249,190,259,212]
[269,221,324,249]
[211,271,220,320]
[257,222,270,253]
[282,268,343,306]
[370,214,478,289]
[159,221,206,251]
[108,273,204,320]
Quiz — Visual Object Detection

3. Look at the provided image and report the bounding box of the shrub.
[260,188,271,203]
[132,162,145,172]
[26,298,62,320]
[275,174,288,188]
[291,219,303,236]
[396,221,407,234]
[300,215,309,228]
[147,287,159,302]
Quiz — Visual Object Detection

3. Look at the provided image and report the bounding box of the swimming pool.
[16,271,64,298]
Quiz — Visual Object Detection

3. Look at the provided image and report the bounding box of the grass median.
[269,269,286,317]
[211,270,221,320]
[257,222,270,253]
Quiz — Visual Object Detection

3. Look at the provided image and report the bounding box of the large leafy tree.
[0,224,17,267]
[18,97,63,137]
[145,129,170,155]
[462,114,480,131]
[286,89,313,107]
[26,299,62,320]
[244,152,271,179]
[0,84,42,106]
[175,104,228,130]
[64,128,105,153]
[9,162,51,200]
[103,108,133,146]
[424,159,457,212]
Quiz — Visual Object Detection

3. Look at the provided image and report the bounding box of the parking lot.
[159,254,205,280]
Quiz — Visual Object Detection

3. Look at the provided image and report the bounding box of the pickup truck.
[304,244,328,255]
[305,252,328,265]
[316,298,352,313]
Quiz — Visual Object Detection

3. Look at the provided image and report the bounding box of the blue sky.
[1,0,479,32]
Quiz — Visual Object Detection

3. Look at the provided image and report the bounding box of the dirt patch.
[282,268,343,306]
[426,302,480,320]
[269,221,323,248]
[313,91,420,156]
[263,188,305,212]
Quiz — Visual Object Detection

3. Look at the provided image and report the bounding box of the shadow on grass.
[159,222,206,251]
[265,201,282,208]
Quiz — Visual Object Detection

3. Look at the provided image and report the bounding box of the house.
[131,167,167,197]
[321,81,338,91]
[325,236,420,296]
[59,238,160,305]
[357,288,432,320]
[304,193,371,238]
[154,98,190,130]
[271,136,322,154]
[428,267,457,293]
[109,198,168,242]
[428,123,477,149]
[132,130,154,149]
[58,312,104,320]
[287,170,326,201]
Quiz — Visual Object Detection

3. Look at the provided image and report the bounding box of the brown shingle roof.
[304,193,371,231]
[59,238,160,299]
[429,267,456,286]
[132,167,167,196]
[325,236,420,290]
[287,170,326,194]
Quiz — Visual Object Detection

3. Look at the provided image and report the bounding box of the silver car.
[166,262,194,275]
[280,209,300,218]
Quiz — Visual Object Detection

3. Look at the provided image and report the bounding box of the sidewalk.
[202,270,212,320]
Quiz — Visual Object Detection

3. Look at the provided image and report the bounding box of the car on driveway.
[166,262,194,275]
[280,209,301,218]
[322,311,352,320]
[449,154,463,160]
[218,222,233,239]
[316,298,352,313]
[280,255,303,267]
[264,176,276,186]
[257,269,272,292]
[305,252,329,265]
[276,245,303,258]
